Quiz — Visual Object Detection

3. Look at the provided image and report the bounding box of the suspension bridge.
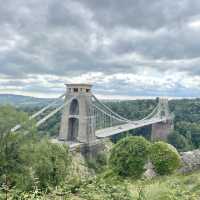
[11,83,174,150]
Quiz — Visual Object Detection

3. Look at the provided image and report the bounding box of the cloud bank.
[0,0,200,98]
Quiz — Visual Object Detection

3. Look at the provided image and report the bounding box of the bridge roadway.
[95,117,169,138]
[52,117,169,150]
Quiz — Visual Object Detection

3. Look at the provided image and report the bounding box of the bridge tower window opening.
[86,89,90,93]
[74,88,78,92]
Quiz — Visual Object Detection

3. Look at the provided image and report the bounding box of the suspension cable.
[29,93,65,120]
[92,103,127,123]
[11,93,66,132]
[92,95,160,123]
[36,102,66,127]
[135,104,159,122]
[92,95,131,123]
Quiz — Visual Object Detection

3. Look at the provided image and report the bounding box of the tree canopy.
[109,136,150,178]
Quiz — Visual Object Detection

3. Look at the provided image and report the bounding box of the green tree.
[109,136,150,178]
[168,131,190,151]
[0,105,71,192]
[20,138,71,190]
[150,142,181,175]
[0,106,36,188]
[175,121,200,148]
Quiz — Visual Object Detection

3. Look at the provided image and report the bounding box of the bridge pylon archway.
[59,84,96,144]
[68,117,79,141]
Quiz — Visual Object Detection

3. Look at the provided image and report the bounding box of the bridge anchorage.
[58,83,174,154]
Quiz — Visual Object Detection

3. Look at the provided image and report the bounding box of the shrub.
[150,141,181,175]
[109,136,150,178]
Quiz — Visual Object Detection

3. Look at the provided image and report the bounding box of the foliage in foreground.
[1,136,71,191]
[0,177,133,200]
[19,139,71,190]
[129,172,200,200]
[0,106,71,192]
[2,170,200,199]
[109,136,150,178]
[150,142,181,175]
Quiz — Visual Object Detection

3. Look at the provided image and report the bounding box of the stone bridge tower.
[59,84,96,144]
[151,98,174,141]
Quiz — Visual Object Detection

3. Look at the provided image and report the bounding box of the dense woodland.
[0,98,200,199]
[107,98,200,151]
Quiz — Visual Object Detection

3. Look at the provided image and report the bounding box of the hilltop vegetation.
[0,94,55,108]
[0,98,200,199]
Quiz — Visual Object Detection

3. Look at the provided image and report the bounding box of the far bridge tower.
[151,98,174,141]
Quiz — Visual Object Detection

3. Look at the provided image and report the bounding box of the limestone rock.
[179,149,200,173]
[143,168,157,179]
[70,152,95,178]
[143,162,157,179]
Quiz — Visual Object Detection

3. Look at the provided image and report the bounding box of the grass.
[127,171,200,199]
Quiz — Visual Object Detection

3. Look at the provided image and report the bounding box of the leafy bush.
[19,139,71,190]
[150,142,181,175]
[109,136,150,178]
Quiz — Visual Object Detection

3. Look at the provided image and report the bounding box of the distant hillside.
[0,94,61,108]
[0,94,127,108]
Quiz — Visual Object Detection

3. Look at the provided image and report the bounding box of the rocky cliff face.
[70,151,96,178]
[179,150,200,173]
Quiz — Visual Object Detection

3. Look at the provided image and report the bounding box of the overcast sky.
[0,0,200,99]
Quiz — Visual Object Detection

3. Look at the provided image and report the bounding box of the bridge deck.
[95,118,168,138]
[51,118,170,149]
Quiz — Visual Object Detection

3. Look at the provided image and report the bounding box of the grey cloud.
[0,0,200,97]
[94,78,200,98]
[110,26,200,60]
[77,0,200,30]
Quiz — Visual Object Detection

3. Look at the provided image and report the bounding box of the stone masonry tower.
[59,84,96,144]
[151,98,174,141]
